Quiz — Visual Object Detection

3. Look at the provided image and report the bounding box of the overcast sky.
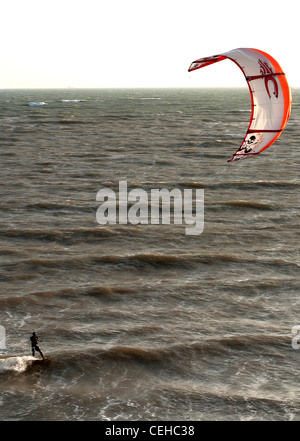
[1,0,299,89]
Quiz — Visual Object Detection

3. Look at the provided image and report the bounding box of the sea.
[0,87,299,421]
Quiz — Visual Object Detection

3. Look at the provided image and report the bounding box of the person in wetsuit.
[30,332,45,359]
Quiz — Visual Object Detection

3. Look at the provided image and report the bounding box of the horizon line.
[1,85,299,91]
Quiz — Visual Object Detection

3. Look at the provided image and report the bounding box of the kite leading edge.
[188,48,292,162]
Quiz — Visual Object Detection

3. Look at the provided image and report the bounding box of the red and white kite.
[188,48,292,162]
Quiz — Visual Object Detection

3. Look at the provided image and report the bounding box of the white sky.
[1,0,299,89]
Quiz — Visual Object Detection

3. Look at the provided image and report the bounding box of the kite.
[188,48,292,162]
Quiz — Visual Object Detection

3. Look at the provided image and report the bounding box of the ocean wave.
[28,102,46,107]
[34,333,289,369]
[131,180,300,192]
[0,250,298,283]
[0,331,290,379]
[0,355,36,374]
[98,334,289,364]
[0,284,138,307]
[182,180,300,190]
[0,226,115,243]
[25,201,92,212]
[219,200,275,210]
[158,381,299,419]
[57,119,84,125]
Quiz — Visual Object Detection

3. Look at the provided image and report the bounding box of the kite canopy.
[188,48,292,162]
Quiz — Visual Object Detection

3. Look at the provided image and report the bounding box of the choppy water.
[0,88,299,421]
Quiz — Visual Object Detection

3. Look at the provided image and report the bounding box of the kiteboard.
[31,358,51,366]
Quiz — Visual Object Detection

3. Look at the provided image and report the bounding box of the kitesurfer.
[30,332,45,359]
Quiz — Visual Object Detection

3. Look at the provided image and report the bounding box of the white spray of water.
[0,356,35,374]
